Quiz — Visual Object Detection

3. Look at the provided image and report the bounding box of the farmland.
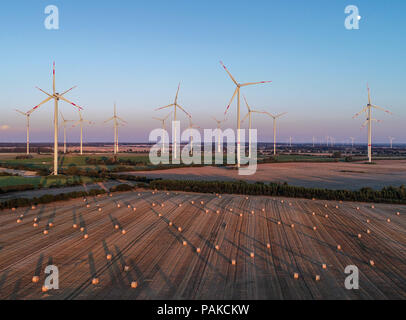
[0,190,404,299]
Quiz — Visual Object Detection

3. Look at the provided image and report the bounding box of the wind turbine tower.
[60,112,74,154]
[353,84,392,163]
[264,112,287,155]
[104,104,127,154]
[15,109,36,155]
[152,112,172,154]
[155,83,190,160]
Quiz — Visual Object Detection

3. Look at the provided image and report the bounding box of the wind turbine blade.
[176,104,191,117]
[175,83,180,104]
[27,96,53,113]
[60,86,77,97]
[372,105,392,115]
[60,111,66,121]
[152,117,164,121]
[117,116,128,124]
[276,112,288,118]
[240,81,272,87]
[104,117,114,123]
[53,62,56,94]
[59,96,83,110]
[361,120,368,128]
[219,61,238,85]
[241,113,249,123]
[35,86,53,98]
[353,106,368,119]
[15,109,26,116]
[224,87,238,115]
[263,112,275,119]
[242,95,251,112]
[155,104,174,111]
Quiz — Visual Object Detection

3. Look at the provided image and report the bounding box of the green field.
[0,175,98,188]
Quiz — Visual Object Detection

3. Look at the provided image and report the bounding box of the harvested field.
[129,160,406,190]
[0,190,405,300]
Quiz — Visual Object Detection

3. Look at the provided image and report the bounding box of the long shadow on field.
[88,252,97,279]
[101,240,119,285]
[0,270,9,293]
[34,253,45,278]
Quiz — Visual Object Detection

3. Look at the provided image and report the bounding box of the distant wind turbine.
[220,61,271,167]
[15,109,36,155]
[73,110,92,155]
[155,83,190,160]
[60,111,74,154]
[152,112,172,154]
[353,84,392,163]
[389,136,395,149]
[104,103,127,154]
[186,116,200,154]
[264,112,287,155]
[242,95,266,158]
[211,116,225,153]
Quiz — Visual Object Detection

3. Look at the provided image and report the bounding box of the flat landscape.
[0,190,404,300]
[131,160,406,190]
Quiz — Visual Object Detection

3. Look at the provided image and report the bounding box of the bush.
[109,184,134,192]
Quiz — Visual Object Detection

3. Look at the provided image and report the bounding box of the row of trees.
[149,180,406,204]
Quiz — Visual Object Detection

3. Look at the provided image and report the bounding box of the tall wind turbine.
[104,103,127,154]
[152,111,172,154]
[155,83,190,160]
[73,110,92,155]
[353,84,392,163]
[15,109,36,155]
[220,61,271,167]
[389,136,395,149]
[312,136,315,147]
[26,62,83,175]
[264,112,287,156]
[242,95,266,158]
[211,116,225,153]
[60,112,74,154]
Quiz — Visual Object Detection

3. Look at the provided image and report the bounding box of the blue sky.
[0,0,405,143]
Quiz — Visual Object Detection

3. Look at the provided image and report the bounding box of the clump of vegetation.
[15,155,34,160]
[0,188,107,210]
[109,184,134,192]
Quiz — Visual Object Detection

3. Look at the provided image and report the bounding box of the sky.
[0,0,405,144]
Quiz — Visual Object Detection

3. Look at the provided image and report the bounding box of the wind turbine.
[25,62,83,175]
[241,95,266,158]
[389,136,395,149]
[220,61,271,167]
[60,111,74,154]
[186,116,200,154]
[353,84,392,163]
[289,136,292,148]
[350,137,355,147]
[155,83,190,160]
[152,111,172,154]
[264,112,287,155]
[312,136,315,147]
[104,103,127,154]
[15,109,36,155]
[73,110,92,155]
[211,116,225,153]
